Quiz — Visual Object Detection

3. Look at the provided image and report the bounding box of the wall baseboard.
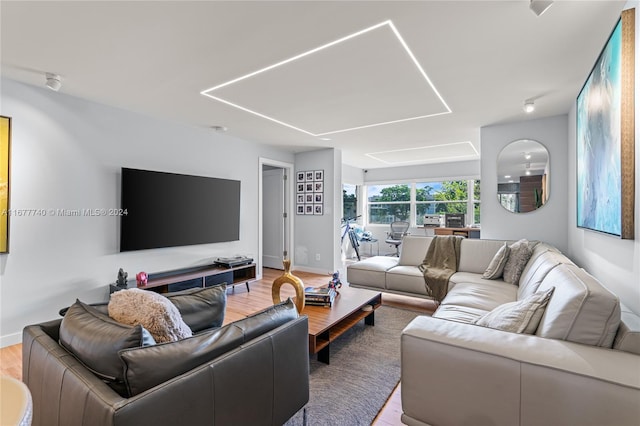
[1,332,22,348]
[292,265,331,276]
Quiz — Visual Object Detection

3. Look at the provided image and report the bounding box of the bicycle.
[340,215,361,261]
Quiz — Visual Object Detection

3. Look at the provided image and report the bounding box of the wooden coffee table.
[302,286,382,364]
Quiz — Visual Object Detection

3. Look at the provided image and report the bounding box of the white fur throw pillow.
[502,239,533,284]
[109,289,192,343]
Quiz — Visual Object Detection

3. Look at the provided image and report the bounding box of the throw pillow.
[482,242,510,279]
[502,239,533,284]
[165,284,227,333]
[119,298,299,396]
[474,287,555,334]
[109,288,192,343]
[59,300,155,391]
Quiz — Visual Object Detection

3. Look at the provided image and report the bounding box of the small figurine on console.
[136,271,148,287]
[116,268,128,288]
[328,271,342,292]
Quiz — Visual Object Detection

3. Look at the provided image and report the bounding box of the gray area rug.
[285,306,420,426]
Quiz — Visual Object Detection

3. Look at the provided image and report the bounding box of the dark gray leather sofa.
[22,297,309,426]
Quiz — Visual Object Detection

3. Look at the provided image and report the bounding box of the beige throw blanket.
[419,236,463,303]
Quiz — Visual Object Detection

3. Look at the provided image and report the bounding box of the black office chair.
[385,221,410,256]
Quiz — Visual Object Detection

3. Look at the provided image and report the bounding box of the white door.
[262,167,285,269]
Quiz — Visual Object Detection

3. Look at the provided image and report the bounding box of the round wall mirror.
[497,139,549,213]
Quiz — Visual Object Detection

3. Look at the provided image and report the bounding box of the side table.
[359,238,379,256]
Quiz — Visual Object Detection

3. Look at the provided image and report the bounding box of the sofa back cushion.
[119,298,299,396]
[458,239,506,274]
[59,300,156,394]
[535,264,621,347]
[165,284,227,332]
[517,250,569,300]
[613,305,640,355]
[398,236,432,266]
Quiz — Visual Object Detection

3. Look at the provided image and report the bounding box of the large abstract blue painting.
[576,20,622,237]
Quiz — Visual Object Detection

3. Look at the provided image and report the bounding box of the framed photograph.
[314,193,323,204]
[305,171,314,181]
[305,193,314,203]
[0,116,10,253]
[314,170,324,181]
[297,194,305,204]
[577,9,635,239]
[297,183,305,193]
[314,204,323,215]
[296,204,305,215]
[305,204,314,215]
[305,182,314,192]
[314,182,323,193]
[296,172,305,182]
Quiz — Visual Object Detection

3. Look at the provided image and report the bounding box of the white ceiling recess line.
[200,20,451,137]
[366,141,479,165]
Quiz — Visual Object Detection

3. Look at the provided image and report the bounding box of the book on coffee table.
[304,286,336,305]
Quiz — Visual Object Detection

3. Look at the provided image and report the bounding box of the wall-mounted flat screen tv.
[120,168,240,251]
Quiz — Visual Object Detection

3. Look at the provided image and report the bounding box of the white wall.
[480,115,569,252]
[0,79,294,346]
[567,3,640,314]
[293,148,342,275]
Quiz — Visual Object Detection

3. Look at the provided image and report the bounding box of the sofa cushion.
[474,287,554,334]
[432,304,489,324]
[109,288,193,343]
[386,265,430,296]
[536,265,621,347]
[165,284,227,332]
[119,299,298,396]
[517,250,569,300]
[503,239,533,284]
[482,242,510,279]
[613,305,640,355]
[398,236,432,266]
[441,281,517,312]
[59,300,156,387]
[347,256,398,290]
[458,239,506,274]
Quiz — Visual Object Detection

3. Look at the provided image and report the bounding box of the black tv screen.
[120,168,240,251]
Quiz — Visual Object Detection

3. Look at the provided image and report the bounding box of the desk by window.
[432,227,480,239]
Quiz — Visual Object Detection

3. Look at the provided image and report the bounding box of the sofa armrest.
[401,316,640,426]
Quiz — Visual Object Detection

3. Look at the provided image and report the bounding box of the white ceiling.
[0,1,625,169]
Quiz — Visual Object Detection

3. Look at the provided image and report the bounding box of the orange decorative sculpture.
[272,258,305,313]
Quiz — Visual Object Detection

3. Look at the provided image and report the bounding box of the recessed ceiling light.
[201,20,451,137]
[526,170,531,176]
[509,180,514,183]
[319,137,332,141]
[504,175,511,179]
[524,153,532,160]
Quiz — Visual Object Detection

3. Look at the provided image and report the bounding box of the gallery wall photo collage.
[296,170,323,215]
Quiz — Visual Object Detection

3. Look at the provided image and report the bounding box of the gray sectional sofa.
[347,236,640,426]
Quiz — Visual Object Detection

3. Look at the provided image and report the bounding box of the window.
[367,184,410,224]
[366,180,480,227]
[343,184,358,219]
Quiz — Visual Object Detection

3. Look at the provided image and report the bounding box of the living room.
[1,1,639,425]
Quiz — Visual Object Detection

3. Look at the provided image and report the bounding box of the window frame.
[365,178,480,228]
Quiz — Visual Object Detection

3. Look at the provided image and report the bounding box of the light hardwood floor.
[0,267,436,425]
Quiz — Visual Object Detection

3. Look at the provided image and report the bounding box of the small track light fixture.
[530,0,553,17]
[45,73,62,91]
[523,100,535,113]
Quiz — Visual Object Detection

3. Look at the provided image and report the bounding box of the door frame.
[258,158,295,279]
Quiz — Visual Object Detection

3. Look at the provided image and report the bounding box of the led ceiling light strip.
[365,141,478,165]
[201,20,451,136]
